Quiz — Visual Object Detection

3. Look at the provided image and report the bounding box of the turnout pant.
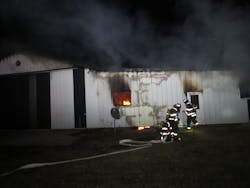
[187,116,197,127]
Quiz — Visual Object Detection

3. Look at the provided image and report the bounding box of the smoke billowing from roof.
[0,0,249,80]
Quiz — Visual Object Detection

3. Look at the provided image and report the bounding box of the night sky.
[0,0,250,79]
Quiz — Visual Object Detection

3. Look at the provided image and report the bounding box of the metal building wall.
[0,54,73,75]
[85,69,249,128]
[84,70,186,128]
[50,69,75,129]
[85,70,102,128]
[199,71,248,124]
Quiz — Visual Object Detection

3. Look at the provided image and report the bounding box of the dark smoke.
[0,0,249,80]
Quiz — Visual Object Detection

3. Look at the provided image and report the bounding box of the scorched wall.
[84,69,249,128]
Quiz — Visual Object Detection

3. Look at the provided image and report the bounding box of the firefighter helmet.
[174,103,181,110]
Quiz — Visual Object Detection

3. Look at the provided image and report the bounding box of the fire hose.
[0,139,161,177]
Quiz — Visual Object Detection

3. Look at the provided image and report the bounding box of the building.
[0,54,249,129]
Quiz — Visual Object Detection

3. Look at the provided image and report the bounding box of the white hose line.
[0,139,161,177]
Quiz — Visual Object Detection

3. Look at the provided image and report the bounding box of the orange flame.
[123,100,131,106]
[137,125,151,131]
[137,126,145,131]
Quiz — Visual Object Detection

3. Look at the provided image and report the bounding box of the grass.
[0,124,250,187]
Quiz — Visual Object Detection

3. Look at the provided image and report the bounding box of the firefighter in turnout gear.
[160,121,172,143]
[170,104,181,141]
[163,104,181,142]
[183,99,198,129]
[173,103,181,126]
[174,103,181,113]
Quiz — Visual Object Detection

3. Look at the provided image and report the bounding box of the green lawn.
[1,125,250,188]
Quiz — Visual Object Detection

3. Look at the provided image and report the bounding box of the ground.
[0,124,250,187]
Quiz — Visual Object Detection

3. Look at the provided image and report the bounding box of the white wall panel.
[199,71,248,124]
[50,69,75,129]
[85,69,249,128]
[84,70,100,128]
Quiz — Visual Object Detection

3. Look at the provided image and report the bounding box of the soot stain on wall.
[183,77,203,96]
[125,116,136,126]
[152,105,167,121]
[108,74,130,93]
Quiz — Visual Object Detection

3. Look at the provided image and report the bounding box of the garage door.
[0,73,50,129]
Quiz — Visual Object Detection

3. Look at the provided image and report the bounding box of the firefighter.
[165,109,170,121]
[173,103,181,126]
[191,104,198,126]
[163,103,181,141]
[160,121,172,143]
[170,106,180,141]
[166,104,180,122]
[173,103,181,113]
[183,99,198,129]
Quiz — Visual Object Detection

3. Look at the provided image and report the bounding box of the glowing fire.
[137,126,145,131]
[114,92,131,106]
[137,125,151,131]
[123,100,131,106]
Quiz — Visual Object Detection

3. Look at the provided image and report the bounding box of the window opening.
[113,92,131,106]
[191,95,199,109]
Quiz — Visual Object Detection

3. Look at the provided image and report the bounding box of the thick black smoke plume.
[0,0,249,80]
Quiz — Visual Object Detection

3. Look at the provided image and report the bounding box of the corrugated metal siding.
[96,76,114,128]
[85,70,101,128]
[50,69,75,129]
[199,72,248,124]
[85,69,249,128]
